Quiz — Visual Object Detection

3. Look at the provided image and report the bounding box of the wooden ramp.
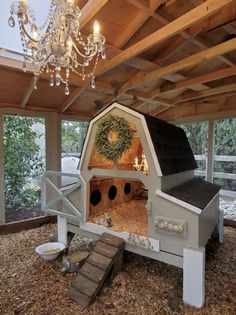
[67,233,125,307]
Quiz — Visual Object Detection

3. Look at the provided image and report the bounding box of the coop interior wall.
[88,177,148,236]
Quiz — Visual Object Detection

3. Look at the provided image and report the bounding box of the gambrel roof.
[143,113,197,175]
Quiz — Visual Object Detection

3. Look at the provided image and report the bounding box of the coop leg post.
[219,209,224,244]
[183,247,205,308]
[58,215,68,245]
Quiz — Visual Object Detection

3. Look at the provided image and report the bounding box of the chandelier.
[8,0,106,95]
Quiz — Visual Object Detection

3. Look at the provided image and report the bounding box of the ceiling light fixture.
[8,0,106,95]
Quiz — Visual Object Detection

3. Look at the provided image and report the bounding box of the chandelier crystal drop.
[8,0,106,95]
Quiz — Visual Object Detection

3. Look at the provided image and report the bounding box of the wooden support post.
[45,113,62,221]
[58,215,68,245]
[0,113,5,225]
[206,120,215,183]
[45,112,61,172]
[183,247,205,308]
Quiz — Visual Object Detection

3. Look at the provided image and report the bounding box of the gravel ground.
[0,224,236,315]
[220,197,236,220]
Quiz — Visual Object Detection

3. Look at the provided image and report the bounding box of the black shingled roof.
[142,113,197,176]
[164,177,221,210]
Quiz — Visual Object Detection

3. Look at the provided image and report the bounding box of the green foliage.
[180,121,208,171]
[61,120,88,155]
[214,119,236,156]
[95,114,134,162]
[180,121,208,155]
[4,115,44,210]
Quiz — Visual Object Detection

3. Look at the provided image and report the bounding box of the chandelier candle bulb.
[32,30,38,41]
[93,21,100,35]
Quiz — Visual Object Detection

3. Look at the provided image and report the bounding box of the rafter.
[153,82,236,117]
[134,65,236,111]
[95,0,234,77]
[174,82,236,105]
[127,0,235,68]
[20,76,38,109]
[114,0,235,112]
[114,0,163,48]
[59,84,89,114]
[153,9,235,67]
[154,96,236,122]
[158,65,236,96]
[79,0,109,29]
[121,38,236,92]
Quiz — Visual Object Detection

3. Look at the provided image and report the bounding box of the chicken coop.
[42,102,223,308]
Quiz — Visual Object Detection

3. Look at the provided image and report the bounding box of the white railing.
[194,155,236,197]
[41,171,83,220]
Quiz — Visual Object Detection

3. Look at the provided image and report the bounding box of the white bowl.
[35,242,65,261]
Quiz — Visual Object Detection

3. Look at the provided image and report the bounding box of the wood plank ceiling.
[0,0,236,122]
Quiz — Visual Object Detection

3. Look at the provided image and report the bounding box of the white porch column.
[206,120,215,183]
[0,113,5,224]
[57,215,68,245]
[183,247,205,308]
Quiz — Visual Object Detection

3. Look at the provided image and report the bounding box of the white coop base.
[68,221,183,268]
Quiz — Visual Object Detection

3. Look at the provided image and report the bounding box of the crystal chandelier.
[8,0,106,95]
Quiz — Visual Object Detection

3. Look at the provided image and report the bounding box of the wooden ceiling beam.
[96,0,233,77]
[152,9,235,67]
[113,11,150,48]
[79,0,109,29]
[59,84,89,113]
[20,76,38,109]
[174,82,236,104]
[158,65,236,96]
[153,82,236,117]
[121,38,236,92]
[114,0,163,48]
[134,65,236,111]
[155,97,236,122]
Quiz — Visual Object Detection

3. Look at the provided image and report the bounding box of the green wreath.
[95,114,134,162]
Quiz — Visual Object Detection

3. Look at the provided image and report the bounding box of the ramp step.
[67,233,124,307]
[71,274,97,297]
[67,286,90,307]
[100,233,124,247]
[87,251,112,271]
[79,262,105,283]
[93,241,119,258]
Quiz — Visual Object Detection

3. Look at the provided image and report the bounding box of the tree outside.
[4,115,45,222]
[61,120,88,156]
[180,121,208,172]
